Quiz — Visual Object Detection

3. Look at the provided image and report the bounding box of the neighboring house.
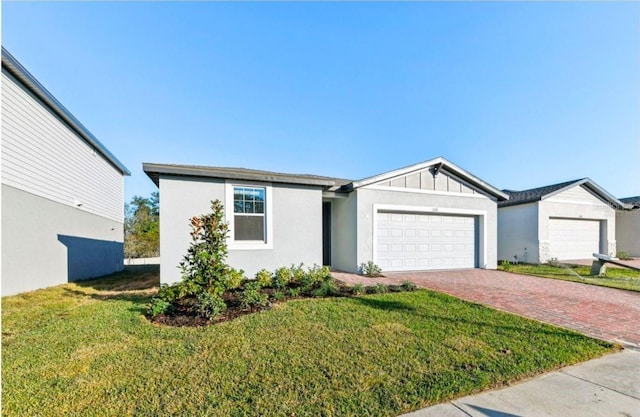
[616,197,640,257]
[1,47,130,296]
[144,157,508,284]
[497,178,623,264]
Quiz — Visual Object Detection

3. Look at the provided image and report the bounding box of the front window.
[233,186,266,241]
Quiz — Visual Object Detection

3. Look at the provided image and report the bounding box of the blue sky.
[3,2,639,202]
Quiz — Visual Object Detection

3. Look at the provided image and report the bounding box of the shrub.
[313,278,339,297]
[360,261,383,277]
[274,267,293,289]
[501,260,512,271]
[178,200,244,298]
[290,263,306,285]
[273,291,285,302]
[370,283,388,294]
[148,298,173,317]
[548,258,560,267]
[255,269,273,288]
[196,292,226,320]
[288,287,301,298]
[400,280,417,291]
[352,283,366,295]
[617,251,632,261]
[241,281,269,309]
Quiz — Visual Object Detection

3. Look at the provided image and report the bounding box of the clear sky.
[3,2,639,202]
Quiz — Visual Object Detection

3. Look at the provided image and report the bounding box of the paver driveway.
[333,269,640,348]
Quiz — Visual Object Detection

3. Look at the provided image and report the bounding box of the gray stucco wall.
[158,175,323,284]
[1,184,124,295]
[330,193,357,272]
[497,203,539,263]
[354,187,499,272]
[615,209,640,257]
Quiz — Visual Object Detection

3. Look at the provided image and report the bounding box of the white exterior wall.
[497,202,539,263]
[2,185,124,295]
[1,69,124,222]
[354,187,499,272]
[330,193,357,272]
[616,209,640,257]
[159,175,323,284]
[540,186,616,261]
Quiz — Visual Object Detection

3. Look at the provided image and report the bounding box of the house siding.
[616,209,640,257]
[158,175,323,284]
[1,69,124,223]
[497,202,539,263]
[355,187,498,272]
[1,184,124,295]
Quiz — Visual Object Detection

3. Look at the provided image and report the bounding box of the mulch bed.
[148,282,411,327]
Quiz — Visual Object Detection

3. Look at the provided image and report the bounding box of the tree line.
[124,192,159,259]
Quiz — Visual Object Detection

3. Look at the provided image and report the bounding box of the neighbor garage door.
[376,211,477,272]
[548,218,600,260]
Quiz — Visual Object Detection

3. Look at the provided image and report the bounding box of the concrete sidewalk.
[402,350,640,417]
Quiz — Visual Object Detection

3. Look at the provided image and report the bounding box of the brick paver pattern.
[333,269,640,348]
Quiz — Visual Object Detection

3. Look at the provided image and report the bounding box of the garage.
[549,218,600,260]
[376,211,477,271]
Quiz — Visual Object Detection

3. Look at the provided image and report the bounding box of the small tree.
[178,200,243,298]
[149,200,243,318]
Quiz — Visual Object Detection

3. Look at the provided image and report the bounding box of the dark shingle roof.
[620,196,640,208]
[143,163,350,188]
[499,179,583,207]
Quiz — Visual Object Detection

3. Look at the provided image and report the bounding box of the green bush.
[288,287,301,298]
[501,260,512,271]
[617,251,632,261]
[360,261,383,277]
[241,281,269,309]
[290,263,306,285]
[196,292,226,320]
[274,267,293,289]
[148,298,173,317]
[313,278,339,297]
[400,281,417,291]
[255,269,273,288]
[273,291,285,302]
[352,283,366,295]
[548,258,560,267]
[370,283,388,294]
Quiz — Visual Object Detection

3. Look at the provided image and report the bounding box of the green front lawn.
[499,263,640,292]
[2,266,615,416]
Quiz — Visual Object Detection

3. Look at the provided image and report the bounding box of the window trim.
[225,180,273,250]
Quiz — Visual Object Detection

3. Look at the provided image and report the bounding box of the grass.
[499,263,640,292]
[2,266,615,416]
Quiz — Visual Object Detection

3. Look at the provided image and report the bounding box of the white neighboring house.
[497,178,624,264]
[616,197,639,257]
[1,47,130,296]
[144,157,508,285]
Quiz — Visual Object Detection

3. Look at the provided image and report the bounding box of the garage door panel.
[377,211,477,271]
[549,218,600,260]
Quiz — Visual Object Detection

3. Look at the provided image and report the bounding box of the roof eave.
[348,156,508,201]
[142,163,337,188]
[1,47,130,176]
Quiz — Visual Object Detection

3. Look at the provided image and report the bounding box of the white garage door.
[376,211,477,272]
[549,218,600,260]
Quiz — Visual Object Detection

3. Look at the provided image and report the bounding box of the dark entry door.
[322,202,331,266]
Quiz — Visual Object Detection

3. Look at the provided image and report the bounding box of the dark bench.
[590,253,640,276]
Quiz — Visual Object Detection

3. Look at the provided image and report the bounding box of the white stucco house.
[1,47,130,295]
[144,157,508,284]
[497,178,624,264]
[616,197,639,257]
